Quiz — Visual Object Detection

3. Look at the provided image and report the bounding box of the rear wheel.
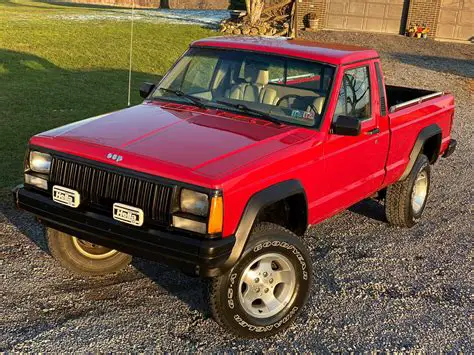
[47,228,132,276]
[209,223,312,338]
[385,154,431,228]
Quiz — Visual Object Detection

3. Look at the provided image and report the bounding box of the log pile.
[219,0,295,37]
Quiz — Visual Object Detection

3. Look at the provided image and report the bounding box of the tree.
[245,0,264,25]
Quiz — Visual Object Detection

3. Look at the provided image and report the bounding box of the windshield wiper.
[157,88,208,110]
[215,100,283,126]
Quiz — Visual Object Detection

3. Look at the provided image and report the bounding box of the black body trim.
[399,124,442,181]
[442,139,456,158]
[205,179,307,276]
[13,185,234,277]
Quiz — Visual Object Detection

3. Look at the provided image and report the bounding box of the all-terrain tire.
[47,228,132,277]
[385,154,431,228]
[209,223,312,338]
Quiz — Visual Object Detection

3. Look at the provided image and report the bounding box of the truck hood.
[33,102,311,184]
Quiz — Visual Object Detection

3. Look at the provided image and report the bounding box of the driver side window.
[333,66,371,121]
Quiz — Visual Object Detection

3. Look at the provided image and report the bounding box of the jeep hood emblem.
[107,153,123,163]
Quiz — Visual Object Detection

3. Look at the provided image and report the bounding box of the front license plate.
[52,185,81,208]
[113,203,144,227]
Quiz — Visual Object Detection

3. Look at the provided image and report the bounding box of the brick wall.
[406,0,441,37]
[296,0,328,30]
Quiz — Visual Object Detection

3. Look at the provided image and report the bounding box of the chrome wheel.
[411,170,428,214]
[72,237,118,260]
[238,253,296,319]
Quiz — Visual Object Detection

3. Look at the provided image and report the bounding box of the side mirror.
[140,82,156,99]
[331,115,361,136]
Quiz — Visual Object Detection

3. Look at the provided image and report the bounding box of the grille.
[50,157,174,225]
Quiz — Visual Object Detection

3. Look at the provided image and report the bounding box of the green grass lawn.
[0,0,216,190]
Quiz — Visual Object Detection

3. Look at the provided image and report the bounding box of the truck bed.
[386,85,444,113]
[385,89,455,187]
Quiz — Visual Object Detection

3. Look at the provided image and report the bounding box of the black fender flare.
[399,124,441,181]
[208,179,307,276]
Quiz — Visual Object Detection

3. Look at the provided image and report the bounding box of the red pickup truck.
[13,37,456,338]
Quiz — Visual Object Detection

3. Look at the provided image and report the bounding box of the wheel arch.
[212,180,307,276]
[399,124,442,181]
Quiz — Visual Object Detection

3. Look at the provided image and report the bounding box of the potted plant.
[407,23,416,37]
[422,24,430,38]
[308,12,319,30]
[416,24,423,38]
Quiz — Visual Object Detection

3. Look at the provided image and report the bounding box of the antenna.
[127,0,135,107]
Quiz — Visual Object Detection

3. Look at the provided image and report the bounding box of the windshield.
[152,48,336,127]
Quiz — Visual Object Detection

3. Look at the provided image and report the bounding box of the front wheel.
[209,223,312,338]
[47,228,132,276]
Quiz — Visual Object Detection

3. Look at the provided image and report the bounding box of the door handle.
[365,128,380,135]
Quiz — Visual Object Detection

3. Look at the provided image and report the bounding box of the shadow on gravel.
[132,258,210,316]
[1,194,50,254]
[2,193,210,317]
[389,53,474,78]
[348,198,387,223]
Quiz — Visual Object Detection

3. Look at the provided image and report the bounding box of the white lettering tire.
[209,223,312,338]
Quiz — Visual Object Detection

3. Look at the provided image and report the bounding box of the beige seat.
[226,67,279,105]
[312,97,326,114]
[257,70,279,105]
[278,95,326,115]
[227,82,260,102]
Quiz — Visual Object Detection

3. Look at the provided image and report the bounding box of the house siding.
[297,0,471,40]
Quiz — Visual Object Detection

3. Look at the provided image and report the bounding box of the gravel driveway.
[1,31,472,352]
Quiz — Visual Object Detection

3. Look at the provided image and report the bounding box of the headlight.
[180,189,209,216]
[29,151,52,174]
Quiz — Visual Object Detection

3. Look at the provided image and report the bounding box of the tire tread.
[209,222,311,338]
[385,154,430,228]
[47,228,132,277]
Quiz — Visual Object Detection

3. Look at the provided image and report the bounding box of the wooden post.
[291,0,297,38]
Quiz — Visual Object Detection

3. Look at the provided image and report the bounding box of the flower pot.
[416,32,422,38]
[408,31,415,37]
[308,18,319,30]
[422,33,428,38]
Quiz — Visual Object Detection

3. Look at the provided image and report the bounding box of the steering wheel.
[276,94,318,116]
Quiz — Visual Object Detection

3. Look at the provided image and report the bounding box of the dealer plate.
[52,185,81,208]
[113,203,144,227]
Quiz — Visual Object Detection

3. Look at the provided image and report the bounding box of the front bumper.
[13,185,235,277]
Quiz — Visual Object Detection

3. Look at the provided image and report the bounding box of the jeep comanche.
[13,37,457,338]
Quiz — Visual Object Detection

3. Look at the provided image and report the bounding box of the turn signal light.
[208,196,223,234]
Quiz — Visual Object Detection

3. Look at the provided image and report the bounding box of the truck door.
[321,61,390,212]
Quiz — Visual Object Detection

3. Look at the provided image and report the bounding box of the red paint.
[285,75,321,85]
[29,38,455,238]
[192,37,379,65]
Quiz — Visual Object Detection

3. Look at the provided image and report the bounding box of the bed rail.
[389,91,445,113]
